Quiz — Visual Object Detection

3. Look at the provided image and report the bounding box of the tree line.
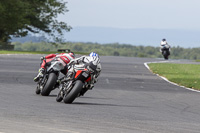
[12,41,200,60]
[0,0,70,43]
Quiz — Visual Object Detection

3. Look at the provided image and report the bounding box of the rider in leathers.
[34,52,75,82]
[160,38,170,54]
[67,52,101,90]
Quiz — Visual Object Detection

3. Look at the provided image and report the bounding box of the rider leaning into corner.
[67,52,102,90]
[34,52,75,82]
[160,38,171,53]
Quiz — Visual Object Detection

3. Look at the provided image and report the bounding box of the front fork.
[38,74,48,90]
[59,80,73,98]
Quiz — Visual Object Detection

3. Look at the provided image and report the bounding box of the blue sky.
[59,0,200,30]
[55,0,200,47]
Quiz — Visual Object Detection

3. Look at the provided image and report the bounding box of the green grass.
[148,63,200,90]
[0,50,88,55]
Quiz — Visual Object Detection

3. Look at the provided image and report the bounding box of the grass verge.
[148,63,200,90]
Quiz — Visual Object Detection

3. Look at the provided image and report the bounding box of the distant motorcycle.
[35,58,67,96]
[161,45,170,60]
[56,62,97,104]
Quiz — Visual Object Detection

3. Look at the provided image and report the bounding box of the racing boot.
[34,68,45,82]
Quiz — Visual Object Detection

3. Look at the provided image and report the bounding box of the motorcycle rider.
[160,38,170,53]
[67,52,101,90]
[34,52,75,82]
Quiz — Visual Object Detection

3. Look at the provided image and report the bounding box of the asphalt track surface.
[0,55,200,133]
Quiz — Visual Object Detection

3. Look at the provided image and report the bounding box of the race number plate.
[82,72,88,78]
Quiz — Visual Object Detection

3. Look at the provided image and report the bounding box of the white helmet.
[85,56,101,74]
[89,52,99,57]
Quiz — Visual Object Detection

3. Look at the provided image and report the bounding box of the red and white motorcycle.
[35,57,67,96]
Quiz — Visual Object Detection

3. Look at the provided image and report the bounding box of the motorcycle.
[35,57,67,96]
[161,45,170,60]
[56,62,96,104]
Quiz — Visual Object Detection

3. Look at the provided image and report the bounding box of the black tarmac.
[0,55,200,133]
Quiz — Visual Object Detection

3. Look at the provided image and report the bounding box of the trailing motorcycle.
[161,45,170,60]
[35,57,67,96]
[56,62,96,104]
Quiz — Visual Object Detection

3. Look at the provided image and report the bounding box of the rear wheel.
[63,80,83,104]
[56,89,63,102]
[35,84,41,95]
[41,72,57,96]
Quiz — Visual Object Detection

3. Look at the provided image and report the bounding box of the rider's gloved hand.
[68,60,77,66]
[40,56,45,60]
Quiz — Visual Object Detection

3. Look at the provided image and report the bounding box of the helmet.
[86,56,101,74]
[68,52,75,59]
[89,52,99,57]
[162,38,166,41]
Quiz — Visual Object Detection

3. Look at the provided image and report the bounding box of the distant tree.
[12,41,200,60]
[0,0,71,43]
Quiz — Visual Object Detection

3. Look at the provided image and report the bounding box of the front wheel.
[163,51,169,60]
[63,80,83,104]
[41,72,57,96]
[164,55,168,60]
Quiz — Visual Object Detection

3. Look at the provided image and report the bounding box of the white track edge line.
[144,61,200,93]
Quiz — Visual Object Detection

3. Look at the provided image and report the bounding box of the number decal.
[82,72,88,78]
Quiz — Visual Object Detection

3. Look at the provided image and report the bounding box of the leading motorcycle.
[56,62,96,104]
[35,57,67,96]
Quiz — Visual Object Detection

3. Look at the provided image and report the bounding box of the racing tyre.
[56,90,63,102]
[63,80,83,104]
[41,73,57,96]
[35,84,41,95]
[163,51,168,60]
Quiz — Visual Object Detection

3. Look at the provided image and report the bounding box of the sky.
[56,0,200,47]
[59,0,200,30]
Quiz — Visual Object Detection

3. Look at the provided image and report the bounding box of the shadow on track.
[79,96,111,100]
[73,102,149,108]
